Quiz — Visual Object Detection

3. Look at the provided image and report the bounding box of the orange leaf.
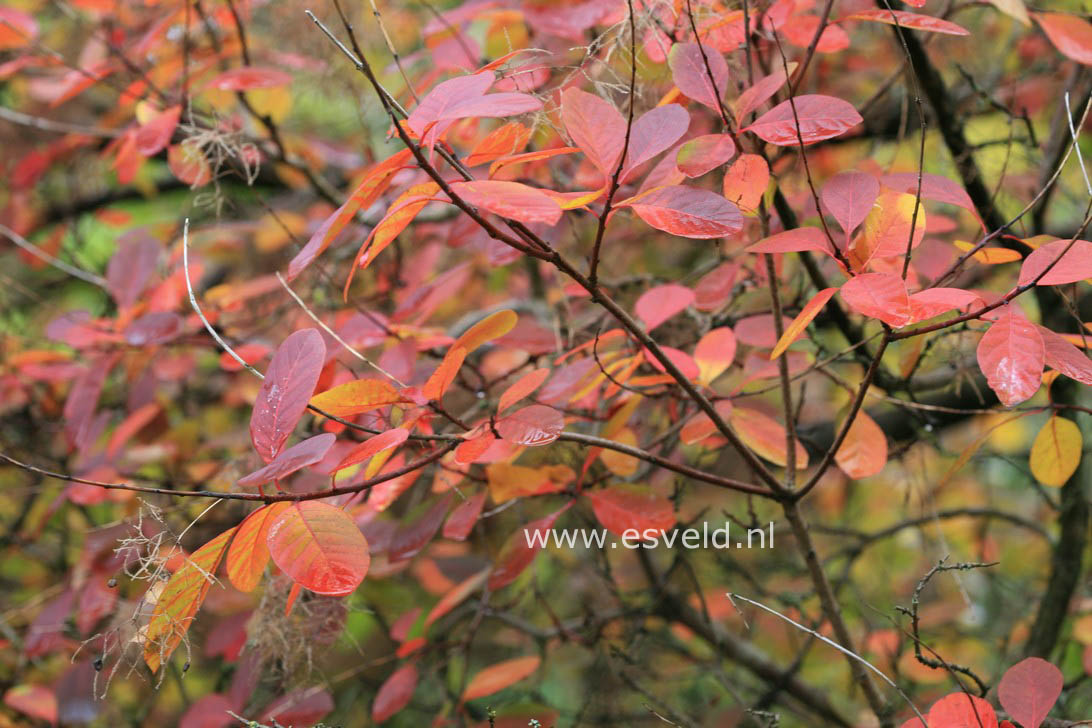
[498,367,550,413]
[461,656,541,702]
[464,121,532,166]
[834,411,888,479]
[423,346,466,400]
[453,310,518,354]
[424,568,489,627]
[226,503,291,592]
[694,327,737,385]
[730,407,809,468]
[585,484,675,537]
[771,287,838,359]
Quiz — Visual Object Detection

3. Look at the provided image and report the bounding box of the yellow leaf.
[454,310,518,354]
[987,0,1030,25]
[310,379,403,417]
[144,527,237,672]
[953,239,1022,264]
[730,407,808,468]
[487,462,573,503]
[601,428,640,477]
[1029,416,1081,487]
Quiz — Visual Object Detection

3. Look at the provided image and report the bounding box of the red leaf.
[998,657,1063,728]
[840,273,911,327]
[635,283,695,330]
[1019,239,1092,286]
[179,694,234,728]
[207,67,292,90]
[106,230,159,309]
[251,329,326,462]
[821,171,880,237]
[1039,327,1092,385]
[334,428,410,472]
[372,664,418,723]
[226,503,292,593]
[135,105,181,157]
[449,180,562,225]
[620,185,743,239]
[676,134,736,178]
[461,655,541,702]
[620,104,691,181]
[4,684,57,725]
[267,502,370,596]
[389,496,452,561]
[561,87,625,176]
[926,693,999,728]
[124,311,184,346]
[1034,13,1092,65]
[585,484,675,537]
[426,568,489,626]
[488,504,571,589]
[694,261,740,311]
[258,687,334,728]
[745,95,862,146]
[495,404,564,446]
[237,433,336,488]
[0,8,38,49]
[734,68,791,121]
[976,308,1044,406]
[669,42,729,110]
[847,9,971,36]
[443,491,487,541]
[747,227,835,258]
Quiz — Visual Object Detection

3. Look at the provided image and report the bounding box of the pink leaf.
[495,404,564,446]
[675,134,736,178]
[561,87,625,176]
[745,95,862,146]
[998,657,1063,728]
[976,308,1044,407]
[821,171,880,237]
[620,185,743,239]
[1039,327,1092,385]
[372,664,418,723]
[747,227,835,258]
[450,180,562,225]
[907,288,983,323]
[848,9,971,36]
[669,42,729,110]
[237,433,336,487]
[840,273,911,327]
[1034,13,1092,65]
[207,67,292,90]
[258,688,335,728]
[443,491,487,541]
[586,484,675,537]
[621,104,692,182]
[1019,239,1092,286]
[407,72,493,140]
[734,68,791,121]
[635,283,695,330]
[488,504,571,589]
[251,329,326,462]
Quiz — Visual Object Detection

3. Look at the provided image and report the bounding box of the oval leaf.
[1029,416,1082,487]
[237,433,336,488]
[745,95,862,146]
[267,502,370,596]
[998,657,1064,728]
[840,273,911,327]
[226,503,292,593]
[461,656,541,702]
[495,404,564,446]
[251,329,326,462]
[372,664,419,723]
[621,185,743,239]
[976,309,1044,407]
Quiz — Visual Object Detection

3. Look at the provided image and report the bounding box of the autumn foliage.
[2,0,1092,726]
